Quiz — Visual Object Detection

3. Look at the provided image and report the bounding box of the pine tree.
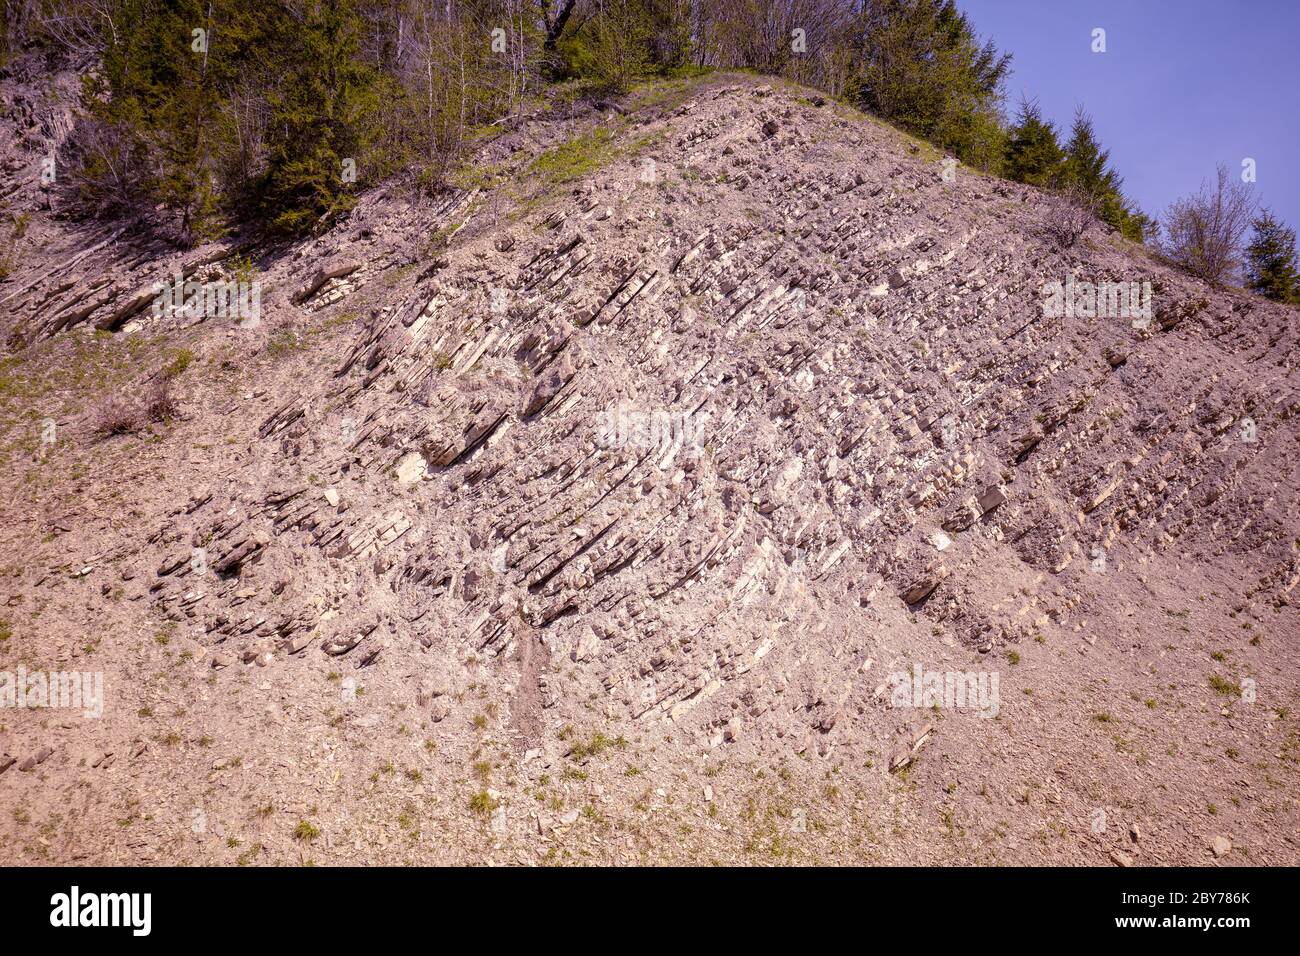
[77,0,224,242]
[1060,106,1151,242]
[150,0,226,245]
[1003,96,1063,187]
[260,0,382,235]
[855,0,1011,170]
[1244,210,1300,303]
[69,0,282,241]
[1061,107,1118,202]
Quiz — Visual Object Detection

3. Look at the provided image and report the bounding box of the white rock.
[394,452,427,485]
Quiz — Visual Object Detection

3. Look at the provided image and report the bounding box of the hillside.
[1,73,1297,866]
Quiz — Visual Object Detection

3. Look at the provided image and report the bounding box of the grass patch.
[569,731,625,760]
[468,790,498,817]
[529,127,616,185]
[292,820,320,842]
[162,348,195,379]
[1208,674,1242,698]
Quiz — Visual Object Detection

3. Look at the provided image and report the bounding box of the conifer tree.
[77,0,232,242]
[1244,209,1300,303]
[1003,96,1063,188]
[855,0,1011,171]
[1060,106,1151,242]
[260,0,382,235]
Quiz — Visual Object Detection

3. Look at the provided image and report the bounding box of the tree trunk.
[542,0,577,50]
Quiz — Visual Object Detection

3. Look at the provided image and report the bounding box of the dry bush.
[57,118,152,220]
[30,0,114,63]
[1043,188,1097,250]
[1159,163,1256,285]
[1044,188,1096,249]
[143,380,177,423]
[93,394,143,436]
[93,379,176,435]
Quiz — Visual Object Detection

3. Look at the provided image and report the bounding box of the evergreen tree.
[70,0,282,241]
[854,0,1011,171]
[78,0,235,243]
[259,0,382,235]
[1061,106,1118,202]
[1060,106,1151,242]
[1003,96,1063,187]
[1244,209,1300,303]
[151,1,225,244]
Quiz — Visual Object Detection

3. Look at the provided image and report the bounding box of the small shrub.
[293,820,320,842]
[1043,188,1096,250]
[1208,674,1241,698]
[143,381,178,423]
[468,790,497,817]
[1159,164,1256,284]
[93,394,143,436]
[226,254,257,285]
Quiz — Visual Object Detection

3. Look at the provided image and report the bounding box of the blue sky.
[959,0,1300,233]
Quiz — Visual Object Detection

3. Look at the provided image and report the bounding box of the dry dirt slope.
[1,73,1297,866]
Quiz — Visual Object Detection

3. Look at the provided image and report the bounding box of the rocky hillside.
[1,73,1297,866]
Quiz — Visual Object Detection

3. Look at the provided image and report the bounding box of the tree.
[1060,107,1113,199]
[1160,163,1257,285]
[66,0,237,244]
[259,0,382,236]
[1243,209,1300,303]
[540,0,578,51]
[854,0,1011,170]
[558,0,654,93]
[1059,106,1151,242]
[641,0,692,71]
[1003,95,1063,187]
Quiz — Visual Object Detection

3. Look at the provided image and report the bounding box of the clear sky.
[958,0,1300,233]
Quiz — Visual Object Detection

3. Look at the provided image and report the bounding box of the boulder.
[292,258,361,305]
